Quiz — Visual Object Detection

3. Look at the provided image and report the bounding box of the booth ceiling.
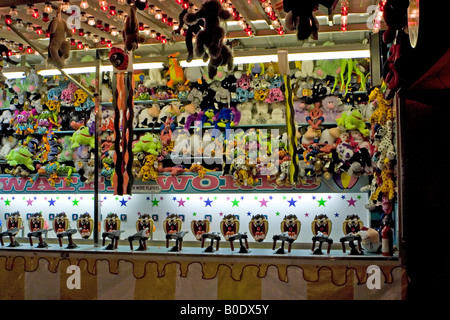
[0,0,379,65]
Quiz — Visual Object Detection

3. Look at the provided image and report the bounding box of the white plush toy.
[359,100,377,122]
[252,101,270,125]
[319,127,341,145]
[0,136,18,160]
[236,101,254,125]
[137,104,161,128]
[184,66,203,83]
[0,109,13,124]
[144,68,166,88]
[375,120,395,170]
[298,60,315,79]
[268,102,285,124]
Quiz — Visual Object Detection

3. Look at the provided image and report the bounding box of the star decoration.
[341,195,346,200]
[204,198,213,207]
[177,198,186,207]
[4,199,11,206]
[312,196,316,200]
[275,211,280,216]
[305,212,309,217]
[48,198,56,206]
[192,212,197,216]
[247,212,252,216]
[152,198,160,207]
[219,212,224,216]
[287,197,297,207]
[328,195,332,200]
[259,198,268,207]
[347,197,357,207]
[160,196,164,200]
[119,198,128,207]
[335,212,340,217]
[172,197,177,201]
[317,198,327,207]
[26,198,34,206]
[357,195,362,199]
[231,198,240,207]
[72,198,79,206]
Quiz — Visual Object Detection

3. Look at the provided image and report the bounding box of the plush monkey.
[123,3,145,53]
[176,7,205,63]
[184,0,233,78]
[47,6,72,69]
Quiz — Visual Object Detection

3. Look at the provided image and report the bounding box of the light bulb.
[26,4,34,15]
[155,10,162,20]
[9,6,18,17]
[44,2,53,13]
[144,26,150,35]
[32,9,40,19]
[80,1,89,10]
[86,32,93,40]
[118,0,126,5]
[26,23,34,32]
[93,35,100,43]
[99,1,107,7]
[16,19,24,28]
[111,28,118,36]
[61,1,70,12]
[148,5,155,15]
[80,12,87,22]
[150,30,156,38]
[84,44,90,51]
[88,17,96,26]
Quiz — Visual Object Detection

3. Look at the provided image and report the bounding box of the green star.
[317,198,327,207]
[186,197,190,200]
[254,196,258,200]
[275,211,280,216]
[283,196,286,200]
[357,195,362,199]
[231,198,240,207]
[192,212,197,216]
[72,198,80,206]
[4,199,11,206]
[152,198,160,207]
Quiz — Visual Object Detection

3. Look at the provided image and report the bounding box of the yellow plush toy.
[47,6,72,69]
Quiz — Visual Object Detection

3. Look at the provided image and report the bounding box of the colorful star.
[219,212,224,216]
[172,196,177,201]
[152,198,160,207]
[317,198,327,207]
[259,198,268,207]
[328,195,332,200]
[72,198,79,206]
[4,199,11,206]
[247,212,252,216]
[231,198,240,207]
[177,198,186,207]
[341,195,346,200]
[287,197,297,207]
[305,212,309,217]
[119,198,127,207]
[48,198,56,206]
[146,197,151,201]
[192,212,197,216]
[26,198,34,206]
[204,198,213,207]
[357,195,362,199]
[275,211,280,216]
[347,197,357,207]
[335,212,340,217]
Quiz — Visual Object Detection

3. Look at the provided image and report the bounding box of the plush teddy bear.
[0,136,18,160]
[252,101,270,125]
[237,102,254,125]
[47,6,72,69]
[184,0,234,78]
[268,102,285,124]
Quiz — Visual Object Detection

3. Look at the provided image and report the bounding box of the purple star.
[177,198,186,207]
[305,212,309,217]
[259,198,269,207]
[347,197,357,207]
[26,198,33,206]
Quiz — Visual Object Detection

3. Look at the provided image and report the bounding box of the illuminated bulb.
[61,1,70,12]
[156,33,161,40]
[70,39,76,46]
[44,2,53,13]
[172,22,179,31]
[15,53,21,59]
[109,6,116,16]
[161,36,167,44]
[99,1,107,7]
[111,28,118,36]
[78,28,84,37]
[176,0,183,4]
[100,6,108,12]
[148,5,155,15]
[96,20,103,29]
[144,26,150,35]
[7,50,12,56]
[80,0,89,10]
[155,10,162,20]
[117,11,125,21]
[139,22,144,31]
[26,4,34,15]
[106,40,112,48]
[161,14,168,23]
[118,0,126,4]
[272,20,280,28]
[4,15,12,25]
[80,12,87,22]
[26,46,33,54]
[46,31,50,38]
[100,37,106,45]
[18,43,23,51]
[84,44,89,51]
[86,32,93,40]
[182,0,190,10]
[9,6,18,17]
[103,24,110,33]
[93,35,100,43]
[26,23,34,32]
[32,9,40,19]
[150,30,156,38]
[88,17,96,26]
[77,41,84,49]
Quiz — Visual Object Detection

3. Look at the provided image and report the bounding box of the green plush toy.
[336,108,370,137]
[132,133,162,156]
[57,135,74,162]
[70,126,95,149]
[6,146,35,171]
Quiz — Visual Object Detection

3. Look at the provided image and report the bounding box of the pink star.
[219,212,224,216]
[226,197,230,201]
[328,195,332,200]
[199,196,203,200]
[259,198,269,207]
[26,198,34,206]
[298,196,302,200]
[347,197,357,207]
[177,198,186,207]
[305,212,309,217]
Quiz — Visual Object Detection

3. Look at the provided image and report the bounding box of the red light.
[167,18,174,27]
[77,41,84,49]
[26,46,33,54]
[106,40,112,48]
[36,26,43,35]
[161,36,167,44]
[32,9,39,18]
[96,20,103,29]
[72,28,77,34]
[176,0,182,4]
[156,33,161,40]
[46,31,50,37]
[18,44,23,51]
[161,14,168,23]
[277,28,284,35]
[7,50,12,57]
[100,37,106,45]
[182,0,189,10]
[100,6,108,12]
[70,39,76,46]
[139,22,144,31]
[78,28,84,37]
[5,15,12,25]
[103,23,110,32]
[109,6,116,15]
[42,12,50,23]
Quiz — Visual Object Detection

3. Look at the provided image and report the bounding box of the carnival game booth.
[0,0,409,300]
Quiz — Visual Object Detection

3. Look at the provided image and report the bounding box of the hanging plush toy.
[184,0,234,78]
[123,2,145,53]
[176,6,205,63]
[47,6,72,69]
[281,0,338,41]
